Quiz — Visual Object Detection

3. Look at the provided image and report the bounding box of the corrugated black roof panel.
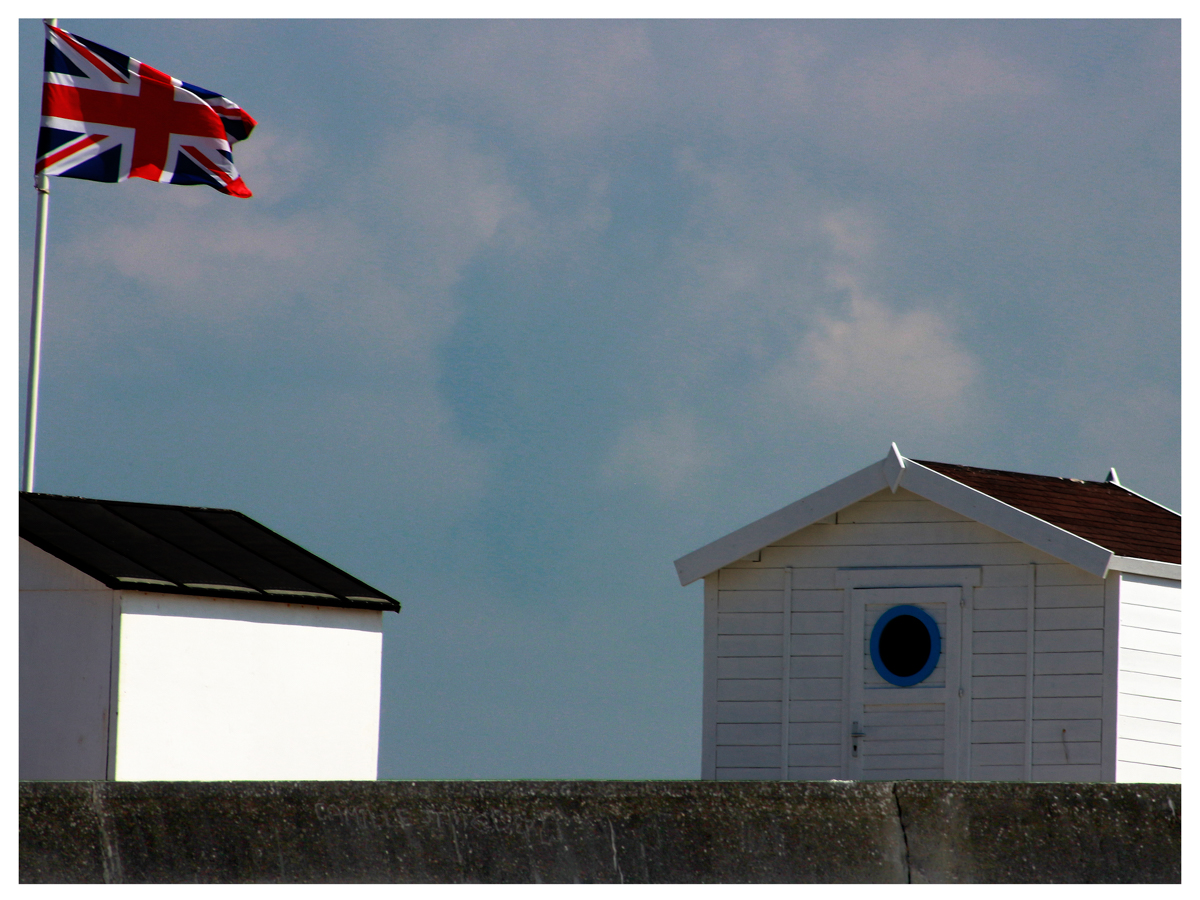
[188,509,392,603]
[20,492,400,612]
[112,505,333,596]
[19,499,175,588]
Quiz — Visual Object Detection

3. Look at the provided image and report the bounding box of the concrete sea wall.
[20,780,1180,883]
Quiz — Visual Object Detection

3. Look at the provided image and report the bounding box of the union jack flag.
[37,24,256,197]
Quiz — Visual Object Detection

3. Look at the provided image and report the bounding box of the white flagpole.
[22,18,56,493]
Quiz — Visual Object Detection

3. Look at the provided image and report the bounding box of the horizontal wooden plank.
[1120,603,1180,634]
[1115,760,1181,783]
[972,721,1027,744]
[789,678,843,701]
[973,587,1028,610]
[1035,584,1105,608]
[788,700,844,723]
[774,520,1013,548]
[1030,565,1104,588]
[1117,693,1180,724]
[1118,670,1181,702]
[971,742,1024,766]
[864,603,947,628]
[974,609,1027,632]
[788,656,842,679]
[716,701,781,723]
[1033,674,1103,698]
[792,590,844,612]
[717,635,783,657]
[974,631,1027,654]
[862,677,948,697]
[789,721,841,744]
[1035,630,1104,653]
[1031,740,1102,765]
[863,754,944,770]
[1118,626,1181,656]
[1029,763,1103,781]
[787,766,844,781]
[716,723,780,746]
[1118,716,1180,746]
[972,698,1026,721]
[718,613,783,635]
[970,764,1024,781]
[1118,647,1181,678]
[791,612,843,635]
[1121,576,1181,609]
[717,657,782,679]
[718,591,782,613]
[1117,738,1181,769]
[1036,606,1104,631]
[715,768,779,781]
[864,739,943,756]
[836,499,972,524]
[866,724,944,742]
[1032,719,1102,743]
[791,634,842,655]
[863,709,945,727]
[1034,651,1103,675]
[716,745,781,768]
[790,569,838,590]
[973,653,1027,676]
[717,569,786,590]
[1033,696,1103,719]
[718,679,782,702]
[979,565,1032,588]
[972,675,1027,699]
[788,743,841,767]
[757,542,1062,570]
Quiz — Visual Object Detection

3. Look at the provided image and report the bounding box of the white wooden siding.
[1115,574,1181,782]
[708,488,1137,783]
[19,540,116,780]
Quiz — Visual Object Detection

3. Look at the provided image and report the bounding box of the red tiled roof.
[914,460,1180,565]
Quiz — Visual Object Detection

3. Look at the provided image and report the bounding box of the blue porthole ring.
[870,604,941,687]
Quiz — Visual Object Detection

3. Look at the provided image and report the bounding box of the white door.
[847,586,962,780]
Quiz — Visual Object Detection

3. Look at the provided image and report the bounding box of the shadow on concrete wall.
[20,780,1180,883]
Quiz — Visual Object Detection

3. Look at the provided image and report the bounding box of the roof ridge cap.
[913,459,1138,489]
[20,490,240,515]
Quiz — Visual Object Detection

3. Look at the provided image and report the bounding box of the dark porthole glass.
[870,605,940,686]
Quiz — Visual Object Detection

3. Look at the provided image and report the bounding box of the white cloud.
[362,121,531,287]
[850,40,1044,126]
[601,411,718,495]
[762,211,976,426]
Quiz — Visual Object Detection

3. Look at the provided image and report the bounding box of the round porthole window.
[870,605,941,687]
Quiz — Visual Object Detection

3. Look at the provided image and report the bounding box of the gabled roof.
[673,445,1181,586]
[915,460,1180,566]
[20,492,400,612]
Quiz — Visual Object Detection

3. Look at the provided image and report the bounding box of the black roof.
[19,492,400,612]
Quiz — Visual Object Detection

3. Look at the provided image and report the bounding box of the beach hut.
[675,445,1180,783]
[19,491,400,781]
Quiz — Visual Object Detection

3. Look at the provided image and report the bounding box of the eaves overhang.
[673,444,1171,586]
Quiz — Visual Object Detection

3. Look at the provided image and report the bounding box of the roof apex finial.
[1106,467,1121,486]
[884,442,906,493]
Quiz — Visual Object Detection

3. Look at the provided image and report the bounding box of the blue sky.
[17,18,1179,778]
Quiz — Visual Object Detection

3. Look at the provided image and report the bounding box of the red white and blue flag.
[37,24,256,198]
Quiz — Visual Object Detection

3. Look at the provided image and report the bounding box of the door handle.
[851,721,865,758]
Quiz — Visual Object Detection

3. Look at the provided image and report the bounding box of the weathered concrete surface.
[895,781,1181,883]
[19,781,1179,883]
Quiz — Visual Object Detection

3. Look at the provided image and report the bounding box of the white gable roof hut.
[20,491,400,782]
[675,445,1181,784]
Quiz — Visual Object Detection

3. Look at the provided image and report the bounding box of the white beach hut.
[19,492,400,782]
[675,445,1180,783]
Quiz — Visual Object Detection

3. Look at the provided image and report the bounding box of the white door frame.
[836,567,980,779]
